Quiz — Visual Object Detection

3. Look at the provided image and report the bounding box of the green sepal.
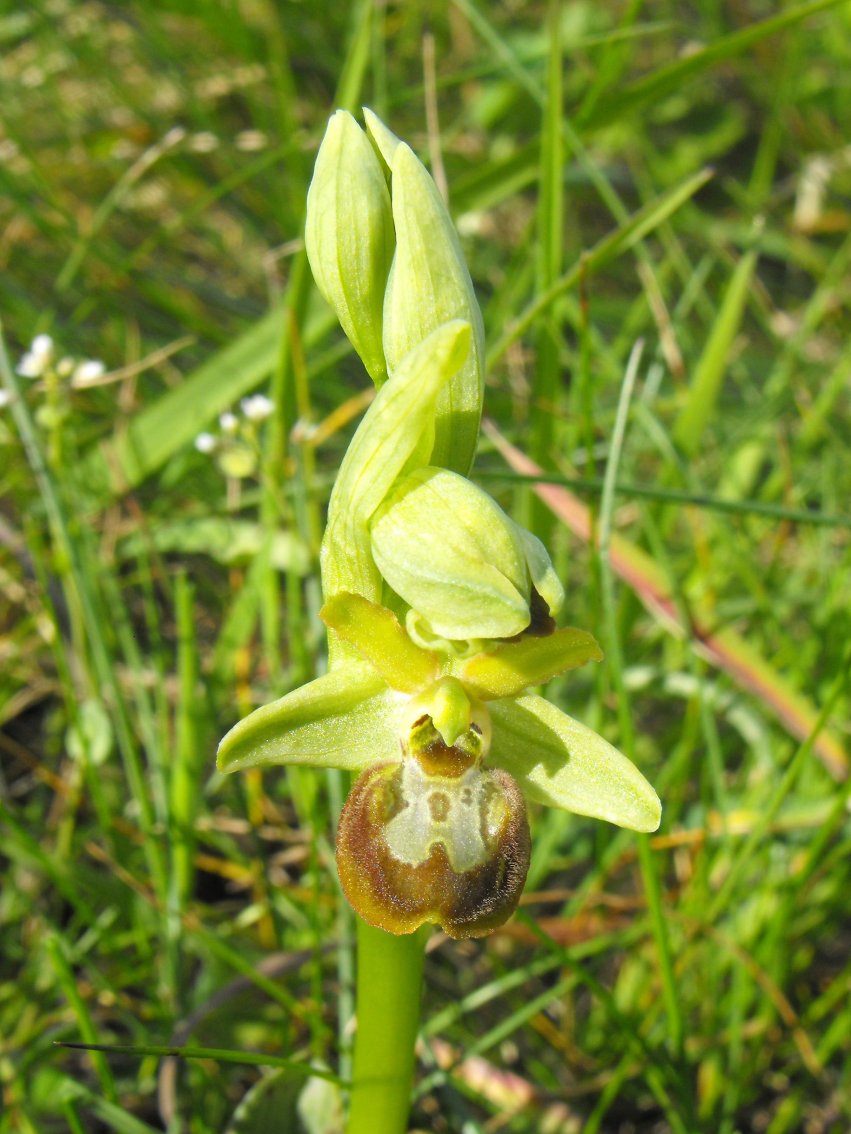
[459,628,604,700]
[321,320,472,613]
[320,592,440,694]
[304,110,394,385]
[488,695,661,832]
[382,142,486,475]
[216,662,401,774]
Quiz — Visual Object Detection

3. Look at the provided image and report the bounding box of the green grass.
[2,1,851,1131]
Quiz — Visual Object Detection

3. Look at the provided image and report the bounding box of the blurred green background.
[1,1,850,1131]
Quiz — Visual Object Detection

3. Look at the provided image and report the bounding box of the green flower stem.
[347,919,428,1134]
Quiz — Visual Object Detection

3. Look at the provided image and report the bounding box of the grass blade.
[582,0,847,129]
[487,167,713,367]
[56,1042,347,1085]
[673,240,760,455]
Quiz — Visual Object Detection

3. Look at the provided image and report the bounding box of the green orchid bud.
[378,129,486,475]
[304,110,394,385]
[336,699,530,939]
[370,466,562,642]
[321,322,472,626]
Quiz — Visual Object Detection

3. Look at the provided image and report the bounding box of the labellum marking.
[383,760,507,874]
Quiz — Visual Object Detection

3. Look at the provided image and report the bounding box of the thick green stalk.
[347,920,427,1134]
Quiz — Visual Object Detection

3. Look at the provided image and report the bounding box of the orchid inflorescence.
[217,110,660,939]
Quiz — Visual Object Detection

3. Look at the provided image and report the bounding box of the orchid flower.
[217,111,660,940]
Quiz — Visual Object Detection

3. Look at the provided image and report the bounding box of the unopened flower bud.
[373,123,486,475]
[305,111,395,384]
[370,467,560,641]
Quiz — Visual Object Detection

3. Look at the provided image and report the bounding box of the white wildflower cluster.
[15,333,107,386]
[194,392,274,479]
[3,334,108,419]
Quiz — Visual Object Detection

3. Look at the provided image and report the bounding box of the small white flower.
[236,129,268,152]
[17,352,41,378]
[31,334,54,358]
[195,432,217,453]
[241,393,274,422]
[189,131,219,153]
[73,359,107,384]
[0,390,13,409]
[17,333,54,378]
[219,411,239,434]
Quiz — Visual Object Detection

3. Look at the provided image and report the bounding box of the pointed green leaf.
[320,593,440,693]
[673,243,759,456]
[216,663,400,774]
[321,320,471,606]
[460,628,604,700]
[489,695,661,832]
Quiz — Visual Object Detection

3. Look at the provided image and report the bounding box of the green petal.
[216,663,401,774]
[488,695,661,832]
[320,592,440,693]
[459,628,603,700]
